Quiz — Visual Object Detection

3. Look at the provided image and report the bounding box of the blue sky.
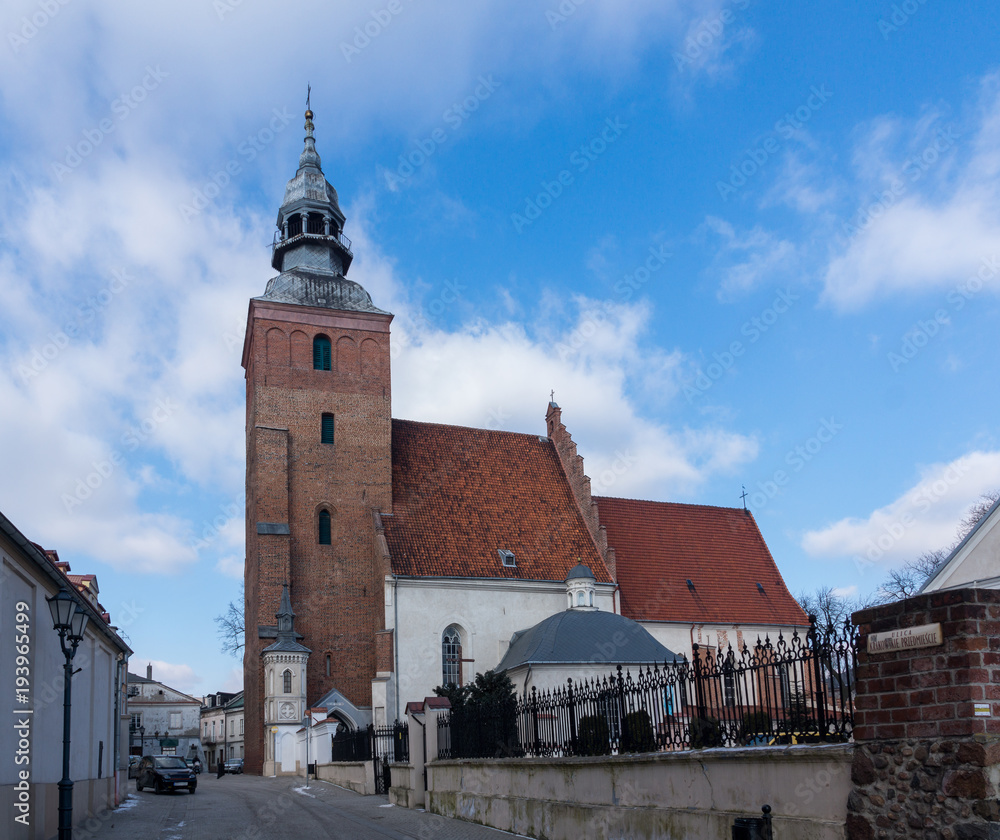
[1,1,998,695]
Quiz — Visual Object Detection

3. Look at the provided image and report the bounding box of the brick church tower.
[241,104,392,774]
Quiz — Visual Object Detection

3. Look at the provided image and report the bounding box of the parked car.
[135,755,197,794]
[223,758,244,774]
[127,756,140,779]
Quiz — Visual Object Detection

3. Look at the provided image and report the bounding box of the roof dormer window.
[498,549,515,567]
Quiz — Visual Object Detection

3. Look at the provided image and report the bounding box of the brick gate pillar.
[849,588,1000,839]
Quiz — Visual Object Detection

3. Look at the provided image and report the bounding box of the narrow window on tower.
[321,413,334,445]
[282,669,292,694]
[319,509,332,545]
[313,335,332,370]
[325,654,331,677]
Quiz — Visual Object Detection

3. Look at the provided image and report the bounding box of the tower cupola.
[566,563,598,610]
[271,103,354,275]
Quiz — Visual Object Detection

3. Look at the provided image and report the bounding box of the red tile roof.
[594,496,808,627]
[385,419,611,582]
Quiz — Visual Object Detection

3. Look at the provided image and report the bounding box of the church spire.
[271,97,353,276]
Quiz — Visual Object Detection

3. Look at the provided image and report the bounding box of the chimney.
[146,663,152,680]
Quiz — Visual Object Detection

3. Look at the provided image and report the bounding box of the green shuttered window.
[319,509,331,545]
[313,335,331,370]
[321,413,334,445]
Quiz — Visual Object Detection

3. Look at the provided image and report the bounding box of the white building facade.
[0,510,132,840]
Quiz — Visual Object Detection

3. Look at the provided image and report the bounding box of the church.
[241,106,808,775]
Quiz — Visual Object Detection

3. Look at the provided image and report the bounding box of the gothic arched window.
[313,335,332,370]
[442,625,462,688]
[319,510,331,545]
[282,669,292,694]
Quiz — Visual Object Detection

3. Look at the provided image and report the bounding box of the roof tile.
[595,496,808,627]
[385,419,611,582]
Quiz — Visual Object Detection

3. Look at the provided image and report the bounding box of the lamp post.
[48,587,90,840]
[139,725,145,755]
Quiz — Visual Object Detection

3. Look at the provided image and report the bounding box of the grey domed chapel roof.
[566,563,596,581]
[496,610,679,672]
[256,269,389,314]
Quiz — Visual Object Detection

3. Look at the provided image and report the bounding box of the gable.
[384,419,611,582]
[920,498,1000,592]
[595,496,808,627]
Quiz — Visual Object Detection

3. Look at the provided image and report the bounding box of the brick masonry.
[243,298,393,774]
[849,588,1000,839]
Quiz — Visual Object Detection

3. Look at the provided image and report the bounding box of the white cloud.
[801,450,1000,570]
[821,75,1000,310]
[700,216,797,300]
[133,659,204,697]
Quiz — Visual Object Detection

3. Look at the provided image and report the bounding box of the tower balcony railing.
[271,229,353,257]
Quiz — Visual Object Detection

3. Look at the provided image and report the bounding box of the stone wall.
[428,744,852,840]
[849,588,1000,839]
[314,760,374,795]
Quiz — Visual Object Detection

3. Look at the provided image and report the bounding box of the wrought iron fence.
[373,721,410,764]
[437,615,856,759]
[330,722,410,764]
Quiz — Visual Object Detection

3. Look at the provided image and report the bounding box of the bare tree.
[874,550,947,602]
[873,490,999,603]
[957,491,1000,542]
[797,586,856,629]
[214,582,245,658]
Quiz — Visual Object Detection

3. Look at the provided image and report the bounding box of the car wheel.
[190,784,197,794]
[136,780,143,792]
[154,779,163,795]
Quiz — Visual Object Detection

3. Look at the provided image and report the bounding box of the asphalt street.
[78,773,517,840]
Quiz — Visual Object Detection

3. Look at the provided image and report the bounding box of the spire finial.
[740,484,748,511]
[306,83,311,113]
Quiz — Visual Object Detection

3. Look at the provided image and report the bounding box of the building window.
[313,335,332,370]
[169,712,181,730]
[319,509,331,545]
[229,720,234,736]
[204,722,208,736]
[130,713,142,730]
[240,718,244,735]
[321,413,334,445]
[283,669,292,694]
[326,654,331,677]
[442,625,462,688]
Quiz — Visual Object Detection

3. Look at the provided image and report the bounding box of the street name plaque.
[867,622,943,654]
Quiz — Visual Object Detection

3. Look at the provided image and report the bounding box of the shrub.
[577,714,611,756]
[688,716,723,749]
[622,710,657,753]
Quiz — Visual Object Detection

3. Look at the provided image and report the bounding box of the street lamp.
[139,725,145,755]
[48,587,90,840]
